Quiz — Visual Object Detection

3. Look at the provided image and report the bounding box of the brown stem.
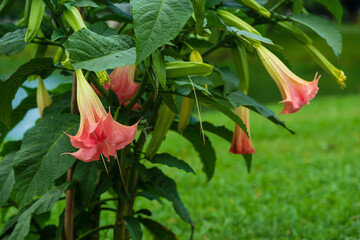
[64,72,79,240]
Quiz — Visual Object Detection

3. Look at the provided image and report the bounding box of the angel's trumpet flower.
[64,69,139,162]
[256,44,320,114]
[230,106,255,154]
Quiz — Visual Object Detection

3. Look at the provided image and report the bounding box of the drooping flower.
[255,44,320,114]
[92,64,141,110]
[230,106,255,155]
[65,69,139,162]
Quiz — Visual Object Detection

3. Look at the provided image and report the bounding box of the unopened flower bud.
[165,62,213,78]
[63,6,86,32]
[25,0,45,42]
[146,105,176,159]
[37,77,52,117]
[217,10,261,36]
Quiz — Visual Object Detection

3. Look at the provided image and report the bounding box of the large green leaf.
[148,167,192,224]
[13,114,79,208]
[289,14,342,58]
[8,183,69,240]
[0,58,55,128]
[138,217,177,240]
[227,27,280,48]
[123,216,142,240]
[314,0,343,23]
[131,0,193,63]
[0,28,28,56]
[63,28,135,72]
[171,122,216,180]
[0,152,15,207]
[150,153,195,174]
[73,161,100,206]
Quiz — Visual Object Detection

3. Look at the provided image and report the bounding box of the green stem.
[75,225,114,240]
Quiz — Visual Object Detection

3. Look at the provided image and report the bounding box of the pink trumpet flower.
[256,45,320,114]
[230,106,255,155]
[93,64,141,110]
[64,69,139,162]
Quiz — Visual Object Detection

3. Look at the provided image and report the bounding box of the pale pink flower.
[65,69,139,162]
[93,64,141,110]
[230,106,255,155]
[256,45,320,114]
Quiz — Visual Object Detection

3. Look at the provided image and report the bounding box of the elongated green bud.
[217,10,261,36]
[0,0,15,16]
[146,104,176,159]
[177,50,204,133]
[235,0,271,18]
[232,42,249,93]
[25,0,45,42]
[53,47,64,63]
[37,77,52,116]
[276,22,312,45]
[151,50,167,88]
[165,62,213,78]
[63,6,86,32]
[194,0,205,35]
[304,44,346,88]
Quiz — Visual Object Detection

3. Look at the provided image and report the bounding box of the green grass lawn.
[128,94,360,240]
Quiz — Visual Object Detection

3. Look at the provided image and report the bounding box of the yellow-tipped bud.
[305,44,346,88]
[189,50,203,63]
[235,0,271,18]
[25,0,45,42]
[96,71,111,86]
[37,77,52,116]
[63,6,86,32]
[217,10,261,36]
[165,62,213,78]
[146,104,176,159]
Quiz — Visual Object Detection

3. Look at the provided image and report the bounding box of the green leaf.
[150,153,195,174]
[314,0,343,23]
[0,152,15,207]
[201,121,233,142]
[148,167,192,224]
[226,90,295,134]
[138,217,177,240]
[136,191,164,205]
[43,92,71,118]
[171,122,216,180]
[160,93,179,114]
[217,67,240,95]
[107,1,133,22]
[71,0,99,8]
[0,22,20,38]
[227,27,280,48]
[63,28,135,72]
[89,22,117,36]
[289,14,342,58]
[0,28,28,56]
[8,183,69,240]
[73,161,100,206]
[0,58,55,128]
[123,216,142,240]
[131,0,193,63]
[0,141,22,157]
[205,11,227,31]
[13,114,79,208]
